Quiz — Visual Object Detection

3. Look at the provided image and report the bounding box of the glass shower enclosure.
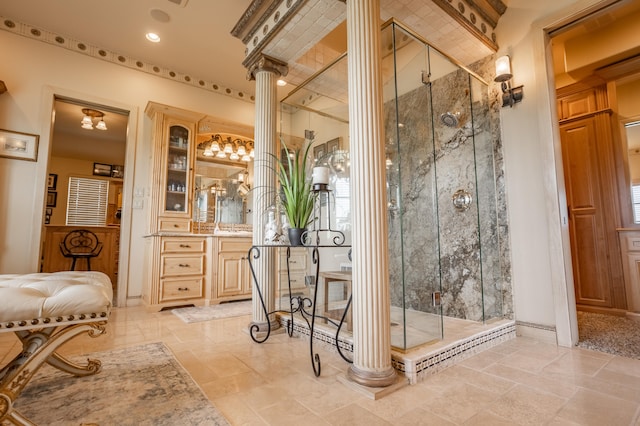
[279,19,506,351]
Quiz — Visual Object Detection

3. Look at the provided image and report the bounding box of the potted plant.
[274,140,315,245]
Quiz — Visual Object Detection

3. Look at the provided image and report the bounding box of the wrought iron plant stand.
[247,186,352,376]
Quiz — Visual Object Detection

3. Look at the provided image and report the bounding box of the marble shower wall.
[385,55,512,323]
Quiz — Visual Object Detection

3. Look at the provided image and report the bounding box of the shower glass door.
[382,21,444,349]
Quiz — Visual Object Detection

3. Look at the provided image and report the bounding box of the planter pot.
[288,227,307,246]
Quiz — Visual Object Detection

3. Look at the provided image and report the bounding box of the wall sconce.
[80,108,107,130]
[494,55,523,108]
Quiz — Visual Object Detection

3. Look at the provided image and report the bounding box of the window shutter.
[66,177,109,226]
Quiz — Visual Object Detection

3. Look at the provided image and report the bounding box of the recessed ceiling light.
[277,79,287,86]
[146,32,161,43]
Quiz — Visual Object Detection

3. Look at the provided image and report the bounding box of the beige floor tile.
[483,363,578,399]
[213,393,269,425]
[463,410,520,425]
[602,356,640,378]
[555,388,640,426]
[322,403,391,426]
[257,399,331,425]
[488,384,569,424]
[542,350,612,377]
[418,381,502,423]
[395,407,457,425]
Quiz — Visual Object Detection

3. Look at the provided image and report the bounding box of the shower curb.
[277,314,516,384]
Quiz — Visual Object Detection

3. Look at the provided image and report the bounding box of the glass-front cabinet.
[146,103,200,233]
[165,124,191,214]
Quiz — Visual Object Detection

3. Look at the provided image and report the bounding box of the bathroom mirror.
[193,134,252,225]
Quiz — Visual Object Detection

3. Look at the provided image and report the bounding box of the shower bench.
[0,271,112,425]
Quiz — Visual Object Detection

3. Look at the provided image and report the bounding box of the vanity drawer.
[160,277,204,302]
[623,234,640,252]
[162,238,205,253]
[279,247,308,272]
[161,255,204,276]
[218,237,252,252]
[159,218,191,233]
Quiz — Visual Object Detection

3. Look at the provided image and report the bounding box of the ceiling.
[0,0,506,163]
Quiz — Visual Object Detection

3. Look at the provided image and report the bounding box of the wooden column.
[346,0,396,387]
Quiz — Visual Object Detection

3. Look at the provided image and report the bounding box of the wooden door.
[217,252,244,297]
[561,115,623,308]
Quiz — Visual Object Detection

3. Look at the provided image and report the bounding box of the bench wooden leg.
[0,322,106,425]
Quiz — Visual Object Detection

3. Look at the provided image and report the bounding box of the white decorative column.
[247,55,288,332]
[346,0,397,387]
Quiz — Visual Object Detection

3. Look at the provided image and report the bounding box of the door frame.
[36,85,139,307]
[531,0,628,346]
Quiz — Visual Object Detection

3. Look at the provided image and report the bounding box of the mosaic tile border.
[405,321,516,384]
[277,314,516,384]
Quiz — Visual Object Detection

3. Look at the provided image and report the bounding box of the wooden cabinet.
[146,102,203,234]
[146,235,208,306]
[558,83,627,313]
[42,226,120,288]
[212,237,252,304]
[277,247,309,293]
[618,230,640,313]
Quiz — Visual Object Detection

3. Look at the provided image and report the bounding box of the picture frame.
[93,162,112,177]
[46,191,57,207]
[326,137,341,153]
[111,164,124,179]
[313,143,327,163]
[0,129,39,161]
[47,173,58,190]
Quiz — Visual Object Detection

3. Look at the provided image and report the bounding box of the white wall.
[0,30,255,303]
[495,0,612,345]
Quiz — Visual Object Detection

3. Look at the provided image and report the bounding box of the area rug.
[577,311,640,360]
[9,342,229,426]
[172,300,252,324]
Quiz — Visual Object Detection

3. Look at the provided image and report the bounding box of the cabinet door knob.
[173,224,179,228]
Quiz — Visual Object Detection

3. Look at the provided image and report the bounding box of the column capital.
[246,54,289,81]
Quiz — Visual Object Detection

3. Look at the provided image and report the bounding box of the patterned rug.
[577,311,640,360]
[172,300,252,323]
[8,342,229,426]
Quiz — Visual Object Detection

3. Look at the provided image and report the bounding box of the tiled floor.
[2,305,640,425]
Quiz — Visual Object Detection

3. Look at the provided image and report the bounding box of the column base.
[247,319,280,334]
[346,364,398,389]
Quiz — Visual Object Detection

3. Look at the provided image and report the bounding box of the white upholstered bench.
[0,271,112,425]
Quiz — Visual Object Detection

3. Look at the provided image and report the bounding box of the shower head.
[440,111,460,128]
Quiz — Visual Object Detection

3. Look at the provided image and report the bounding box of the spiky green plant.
[274,140,315,229]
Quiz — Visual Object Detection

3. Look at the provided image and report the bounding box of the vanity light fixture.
[494,55,523,108]
[199,134,254,162]
[80,108,107,130]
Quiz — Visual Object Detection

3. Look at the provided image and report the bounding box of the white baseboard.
[515,321,557,344]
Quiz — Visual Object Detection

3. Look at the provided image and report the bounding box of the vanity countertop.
[146,232,253,238]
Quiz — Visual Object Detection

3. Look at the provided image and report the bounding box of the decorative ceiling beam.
[431,0,505,51]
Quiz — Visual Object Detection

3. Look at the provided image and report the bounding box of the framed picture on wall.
[47,173,58,190]
[313,143,326,163]
[46,191,57,207]
[111,165,124,179]
[0,129,39,161]
[93,162,112,177]
[326,137,341,153]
